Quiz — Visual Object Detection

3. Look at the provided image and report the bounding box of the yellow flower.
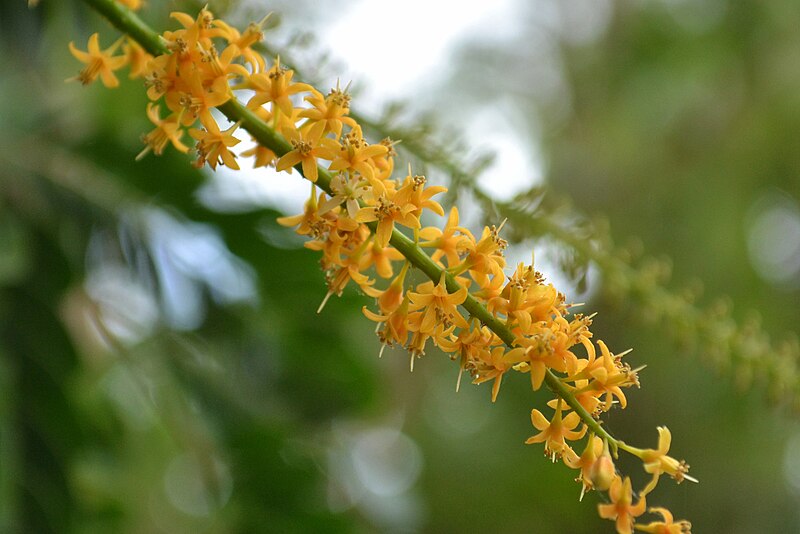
[471,263,507,309]
[471,345,527,402]
[68,33,127,88]
[363,296,411,353]
[569,340,637,411]
[597,475,647,534]
[353,171,441,247]
[526,400,586,456]
[136,104,189,160]
[200,44,251,82]
[304,214,361,266]
[143,54,175,101]
[240,143,277,168]
[327,126,388,182]
[189,120,241,170]
[123,38,151,79]
[407,272,469,334]
[406,328,431,368]
[563,435,604,499]
[436,325,493,392]
[246,58,314,116]
[362,262,409,315]
[275,121,336,182]
[168,8,214,54]
[418,206,474,268]
[629,427,696,494]
[359,238,406,279]
[213,14,271,72]
[321,259,375,312]
[635,507,692,533]
[372,137,397,181]
[276,189,326,237]
[514,330,566,391]
[354,193,420,248]
[393,171,446,220]
[457,223,507,277]
[299,83,358,139]
[167,69,231,129]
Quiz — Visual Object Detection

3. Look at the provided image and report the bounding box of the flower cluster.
[67,3,694,532]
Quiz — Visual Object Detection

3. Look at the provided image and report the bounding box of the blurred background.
[2,0,800,532]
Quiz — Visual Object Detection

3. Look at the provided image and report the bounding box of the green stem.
[82,0,167,55]
[80,0,616,446]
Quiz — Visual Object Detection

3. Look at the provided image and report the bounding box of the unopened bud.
[590,442,616,491]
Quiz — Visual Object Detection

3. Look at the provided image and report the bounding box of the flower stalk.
[70,1,693,530]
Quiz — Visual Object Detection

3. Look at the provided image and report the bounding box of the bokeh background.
[2,0,800,532]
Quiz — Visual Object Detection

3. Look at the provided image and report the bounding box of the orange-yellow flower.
[300,84,358,139]
[436,325,493,392]
[363,297,412,352]
[635,507,692,533]
[363,262,409,315]
[275,121,336,183]
[328,126,388,182]
[563,435,604,499]
[212,14,271,72]
[123,38,151,79]
[169,8,215,51]
[630,426,696,494]
[526,400,587,456]
[240,143,277,168]
[321,258,374,311]
[419,206,474,268]
[393,172,446,220]
[168,69,231,128]
[359,239,405,279]
[143,54,176,101]
[569,340,637,411]
[68,33,127,88]
[471,345,527,402]
[372,137,397,181]
[471,263,507,308]
[201,44,251,82]
[190,121,241,170]
[597,475,647,534]
[514,330,567,391]
[246,58,314,116]
[276,189,327,237]
[137,104,189,160]
[457,223,507,277]
[355,199,408,248]
[407,272,469,334]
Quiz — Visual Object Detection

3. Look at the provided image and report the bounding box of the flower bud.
[589,441,616,491]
